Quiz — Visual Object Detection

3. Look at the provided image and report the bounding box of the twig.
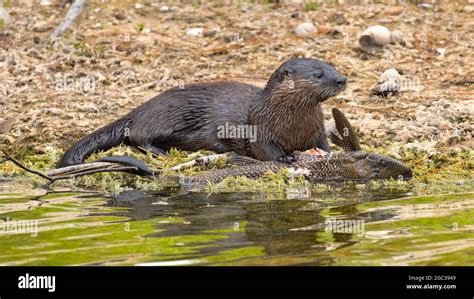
[51,0,87,39]
[170,153,228,171]
[1,151,53,181]
[47,162,124,177]
[0,151,140,187]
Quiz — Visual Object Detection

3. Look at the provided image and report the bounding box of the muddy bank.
[0,1,472,191]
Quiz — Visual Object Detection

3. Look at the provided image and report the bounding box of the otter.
[44,108,412,190]
[58,58,347,167]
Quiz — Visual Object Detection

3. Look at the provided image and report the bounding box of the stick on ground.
[51,0,87,38]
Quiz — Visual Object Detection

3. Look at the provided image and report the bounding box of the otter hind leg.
[250,138,288,162]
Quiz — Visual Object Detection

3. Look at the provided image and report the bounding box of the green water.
[0,180,473,266]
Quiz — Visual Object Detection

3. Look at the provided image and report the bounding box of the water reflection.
[105,184,412,264]
[0,180,472,266]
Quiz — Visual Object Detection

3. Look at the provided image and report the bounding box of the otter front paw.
[277,154,298,164]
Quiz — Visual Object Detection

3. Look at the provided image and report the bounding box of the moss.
[205,169,307,195]
[305,2,319,11]
[134,23,145,33]
[1,142,472,195]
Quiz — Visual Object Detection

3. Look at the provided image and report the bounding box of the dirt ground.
[0,1,472,181]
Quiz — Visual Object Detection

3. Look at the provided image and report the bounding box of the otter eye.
[313,70,324,79]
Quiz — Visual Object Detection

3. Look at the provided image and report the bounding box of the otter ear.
[277,67,294,83]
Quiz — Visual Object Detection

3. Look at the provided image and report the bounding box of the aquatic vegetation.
[1,143,472,195]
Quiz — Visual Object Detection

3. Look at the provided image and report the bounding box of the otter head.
[325,108,412,181]
[264,58,347,104]
[349,151,413,180]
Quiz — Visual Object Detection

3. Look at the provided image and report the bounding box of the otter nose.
[335,76,347,86]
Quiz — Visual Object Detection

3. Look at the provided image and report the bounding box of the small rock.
[390,30,405,46]
[328,13,347,25]
[33,22,51,33]
[379,68,400,83]
[294,22,316,37]
[436,48,446,57]
[359,25,391,53]
[437,120,451,130]
[120,60,132,68]
[384,6,404,16]
[418,3,433,10]
[204,28,220,38]
[40,0,52,6]
[317,25,330,35]
[187,27,203,37]
[463,6,474,13]
[113,11,126,20]
[371,68,401,97]
[160,5,170,13]
[44,108,62,116]
[135,3,143,9]
[0,6,10,25]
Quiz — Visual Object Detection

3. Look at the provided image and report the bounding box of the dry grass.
[0,0,472,174]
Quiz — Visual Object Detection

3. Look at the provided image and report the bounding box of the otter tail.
[58,118,131,167]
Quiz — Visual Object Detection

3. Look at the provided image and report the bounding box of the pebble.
[418,3,433,10]
[33,22,51,33]
[120,60,132,68]
[113,11,126,20]
[0,6,10,25]
[294,22,316,37]
[384,6,404,16]
[160,5,170,13]
[463,6,474,13]
[371,68,401,96]
[40,0,52,6]
[187,27,203,37]
[436,48,446,57]
[437,120,451,130]
[204,28,219,38]
[359,25,391,53]
[44,108,62,116]
[390,30,405,45]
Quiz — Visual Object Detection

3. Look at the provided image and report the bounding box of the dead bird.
[12,108,411,190]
